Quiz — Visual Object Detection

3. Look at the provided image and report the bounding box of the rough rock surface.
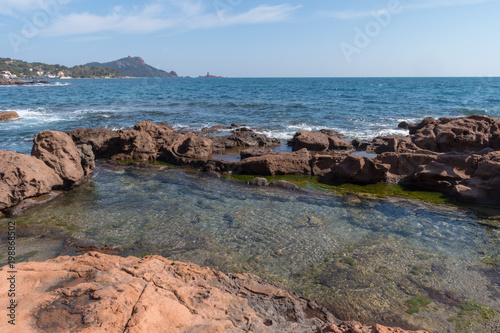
[289,130,352,152]
[318,322,428,333]
[370,136,417,154]
[0,252,428,333]
[324,155,390,184]
[212,128,280,153]
[238,149,312,175]
[32,131,94,187]
[0,111,19,121]
[0,150,63,211]
[408,115,500,152]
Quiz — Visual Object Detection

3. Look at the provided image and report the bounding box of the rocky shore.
[0,252,428,333]
[1,115,500,215]
[0,77,51,85]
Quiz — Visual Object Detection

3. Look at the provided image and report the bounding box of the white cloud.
[42,2,301,37]
[320,0,499,20]
[318,9,390,20]
[0,0,70,16]
[67,36,111,43]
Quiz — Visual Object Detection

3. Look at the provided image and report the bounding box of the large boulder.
[408,115,500,152]
[323,155,390,184]
[0,150,63,211]
[0,111,19,121]
[172,132,213,159]
[376,151,439,183]
[0,252,340,333]
[237,149,312,176]
[370,135,417,154]
[32,131,94,187]
[289,130,352,152]
[68,127,122,158]
[212,128,280,153]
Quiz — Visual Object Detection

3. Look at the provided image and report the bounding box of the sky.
[0,0,499,77]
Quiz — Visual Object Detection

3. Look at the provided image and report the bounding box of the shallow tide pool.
[1,164,499,332]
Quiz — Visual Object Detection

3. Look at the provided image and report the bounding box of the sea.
[1,78,500,332]
[1,77,500,153]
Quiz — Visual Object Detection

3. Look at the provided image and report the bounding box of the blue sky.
[0,0,499,77]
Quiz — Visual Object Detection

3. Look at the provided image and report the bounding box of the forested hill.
[0,57,120,79]
[84,56,178,78]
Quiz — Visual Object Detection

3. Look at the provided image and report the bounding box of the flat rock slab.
[0,252,429,333]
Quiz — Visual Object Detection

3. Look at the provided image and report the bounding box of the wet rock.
[238,149,312,176]
[290,130,330,151]
[212,128,280,153]
[289,130,352,152]
[171,132,212,159]
[398,121,410,130]
[370,135,417,154]
[0,111,19,121]
[324,155,390,184]
[0,150,63,211]
[376,151,438,183]
[311,155,349,177]
[408,115,500,152]
[3,191,62,216]
[269,180,300,190]
[32,130,94,187]
[200,170,221,178]
[246,177,270,186]
[0,252,342,333]
[240,147,274,160]
[68,127,122,158]
[318,322,428,333]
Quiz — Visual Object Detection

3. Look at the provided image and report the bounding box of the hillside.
[84,56,178,78]
[0,57,120,79]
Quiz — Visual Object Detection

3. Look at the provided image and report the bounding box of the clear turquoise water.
[1,77,500,153]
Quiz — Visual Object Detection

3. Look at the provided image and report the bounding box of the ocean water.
[1,77,500,154]
[1,78,500,331]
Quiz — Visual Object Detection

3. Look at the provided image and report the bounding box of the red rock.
[409,115,500,152]
[68,127,122,158]
[289,130,353,152]
[237,148,312,175]
[318,322,429,333]
[0,111,19,121]
[0,252,340,333]
[32,130,93,186]
[324,155,390,184]
[212,128,280,153]
[0,150,63,211]
[171,132,212,159]
[290,130,330,151]
[370,136,417,154]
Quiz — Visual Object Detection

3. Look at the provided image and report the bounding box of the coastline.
[1,115,500,331]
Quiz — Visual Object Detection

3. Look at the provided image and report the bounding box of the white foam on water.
[8,108,64,123]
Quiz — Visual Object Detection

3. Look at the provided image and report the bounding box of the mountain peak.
[84,56,177,78]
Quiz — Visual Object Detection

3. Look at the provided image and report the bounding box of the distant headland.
[0,56,222,80]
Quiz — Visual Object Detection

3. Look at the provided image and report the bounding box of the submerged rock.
[246,177,270,186]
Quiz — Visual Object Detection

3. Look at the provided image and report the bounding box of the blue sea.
[1,77,500,154]
[1,78,500,331]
